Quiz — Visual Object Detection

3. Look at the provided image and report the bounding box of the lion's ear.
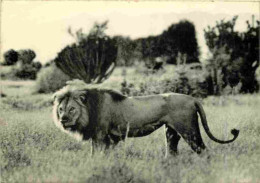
[77,90,87,104]
[79,94,86,103]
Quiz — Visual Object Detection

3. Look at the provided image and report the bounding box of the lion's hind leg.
[174,120,206,154]
[165,126,181,155]
[182,130,206,154]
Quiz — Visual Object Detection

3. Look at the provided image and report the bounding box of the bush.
[121,65,208,98]
[12,62,40,80]
[1,61,42,80]
[34,64,71,93]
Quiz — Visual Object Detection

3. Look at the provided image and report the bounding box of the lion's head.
[53,83,127,141]
[53,86,89,140]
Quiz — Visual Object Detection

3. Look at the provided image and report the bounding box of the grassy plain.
[1,67,260,183]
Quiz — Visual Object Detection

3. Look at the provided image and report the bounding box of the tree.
[18,49,36,64]
[161,20,200,64]
[113,36,137,66]
[3,49,18,65]
[54,21,117,83]
[118,20,200,67]
[239,18,259,93]
[204,15,259,93]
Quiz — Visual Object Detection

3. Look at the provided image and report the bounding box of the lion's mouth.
[61,121,75,129]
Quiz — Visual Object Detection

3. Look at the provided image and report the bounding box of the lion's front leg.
[91,131,114,153]
[166,126,181,155]
[91,140,106,154]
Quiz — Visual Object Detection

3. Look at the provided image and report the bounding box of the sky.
[1,1,259,64]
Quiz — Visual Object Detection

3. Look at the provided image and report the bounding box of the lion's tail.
[195,101,239,144]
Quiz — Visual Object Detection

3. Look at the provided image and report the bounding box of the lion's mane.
[53,84,126,141]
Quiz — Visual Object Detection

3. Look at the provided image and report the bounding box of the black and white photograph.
[0,1,259,182]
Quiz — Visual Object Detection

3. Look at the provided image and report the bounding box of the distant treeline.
[114,20,200,66]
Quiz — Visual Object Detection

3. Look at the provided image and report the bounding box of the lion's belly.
[128,122,164,137]
[110,121,164,138]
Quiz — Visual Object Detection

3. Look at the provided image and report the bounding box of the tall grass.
[1,80,260,182]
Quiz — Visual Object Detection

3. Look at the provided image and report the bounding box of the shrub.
[34,63,71,93]
[121,65,208,98]
[175,65,208,98]
[1,61,42,80]
[12,62,41,80]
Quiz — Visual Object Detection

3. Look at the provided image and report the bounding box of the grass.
[1,69,260,183]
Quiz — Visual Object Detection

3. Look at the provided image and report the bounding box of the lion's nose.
[61,116,69,123]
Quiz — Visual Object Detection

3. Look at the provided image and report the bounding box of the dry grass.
[0,71,260,183]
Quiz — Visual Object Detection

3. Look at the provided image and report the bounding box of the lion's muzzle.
[61,115,69,123]
[60,116,75,128]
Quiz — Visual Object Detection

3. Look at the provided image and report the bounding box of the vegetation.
[2,49,19,66]
[12,62,42,80]
[114,20,200,67]
[204,15,259,94]
[0,78,260,182]
[1,49,42,80]
[1,14,259,182]
[114,36,140,67]
[18,49,36,65]
[54,21,118,84]
[121,64,208,98]
[34,63,71,93]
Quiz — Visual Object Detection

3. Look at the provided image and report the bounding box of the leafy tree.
[3,49,18,65]
[55,21,117,83]
[204,15,259,93]
[239,18,259,93]
[161,20,200,64]
[96,20,200,68]
[18,49,36,64]
[132,20,200,65]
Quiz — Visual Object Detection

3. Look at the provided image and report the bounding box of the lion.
[53,85,239,154]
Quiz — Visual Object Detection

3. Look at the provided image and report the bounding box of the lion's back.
[160,93,197,117]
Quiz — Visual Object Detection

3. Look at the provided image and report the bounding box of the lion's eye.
[59,107,63,112]
[69,107,75,114]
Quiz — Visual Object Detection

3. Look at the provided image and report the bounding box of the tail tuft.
[231,129,239,137]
